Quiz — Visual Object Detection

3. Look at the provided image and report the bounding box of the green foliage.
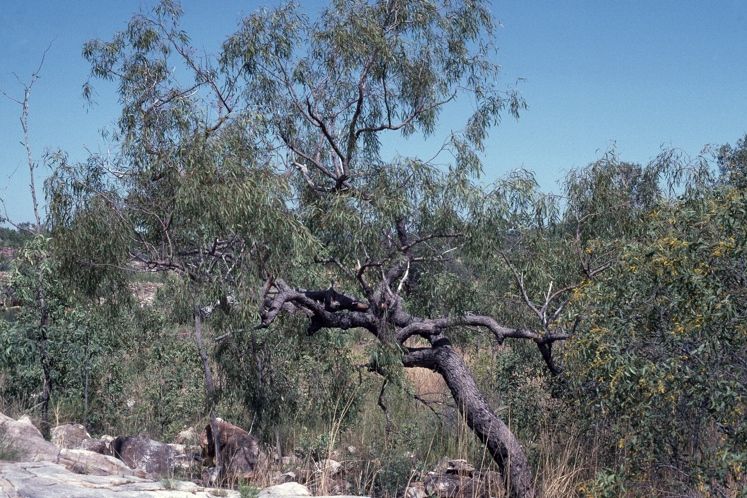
[0,226,33,248]
[215,315,365,442]
[373,452,417,497]
[565,150,663,241]
[564,148,747,490]
[62,0,526,457]
[1,236,63,404]
[578,468,626,498]
[1,234,138,430]
[718,134,747,188]
[0,227,32,271]
[239,482,261,498]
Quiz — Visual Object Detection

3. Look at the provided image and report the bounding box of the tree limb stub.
[258,279,376,335]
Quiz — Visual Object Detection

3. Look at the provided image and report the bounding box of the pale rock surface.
[0,461,240,497]
[315,458,342,476]
[51,423,91,449]
[79,436,115,455]
[51,423,115,456]
[0,412,136,477]
[405,482,428,498]
[57,448,140,477]
[258,482,312,498]
[0,412,57,462]
[1,413,370,498]
[275,470,297,483]
[111,435,195,477]
[173,427,199,446]
[442,459,475,477]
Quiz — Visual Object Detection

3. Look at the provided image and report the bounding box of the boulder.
[434,458,475,477]
[111,435,191,477]
[424,458,500,498]
[51,423,91,449]
[405,482,428,498]
[0,412,57,462]
[425,473,461,498]
[275,470,297,484]
[258,481,311,498]
[80,436,114,455]
[57,449,140,477]
[315,458,342,476]
[167,443,200,471]
[0,412,138,478]
[200,418,260,479]
[173,427,199,446]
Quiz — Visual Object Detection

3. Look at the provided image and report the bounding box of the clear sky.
[1,0,746,224]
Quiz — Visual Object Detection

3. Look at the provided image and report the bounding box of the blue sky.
[1,0,746,224]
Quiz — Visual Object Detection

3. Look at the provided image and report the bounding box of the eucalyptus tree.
[2,51,132,436]
[1,50,57,437]
[220,2,550,496]
[66,1,574,496]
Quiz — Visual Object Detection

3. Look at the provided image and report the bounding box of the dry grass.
[405,367,449,401]
[534,430,591,498]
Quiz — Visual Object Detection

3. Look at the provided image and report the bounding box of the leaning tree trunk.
[404,344,535,498]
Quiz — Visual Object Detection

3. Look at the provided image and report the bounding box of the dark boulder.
[111,435,193,477]
[200,418,260,479]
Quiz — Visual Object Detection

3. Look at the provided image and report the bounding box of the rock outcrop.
[50,423,91,449]
[0,461,240,498]
[258,481,312,498]
[174,426,199,446]
[1,412,371,498]
[111,435,196,477]
[0,413,235,497]
[0,413,136,477]
[50,423,115,456]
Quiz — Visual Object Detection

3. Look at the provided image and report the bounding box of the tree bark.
[194,310,222,478]
[39,344,52,440]
[404,343,535,498]
[37,276,52,440]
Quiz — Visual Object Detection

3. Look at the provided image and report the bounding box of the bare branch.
[344,57,376,174]
[279,130,337,182]
[355,93,457,138]
[305,97,347,176]
[394,312,567,345]
[1,44,53,231]
[501,252,543,323]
